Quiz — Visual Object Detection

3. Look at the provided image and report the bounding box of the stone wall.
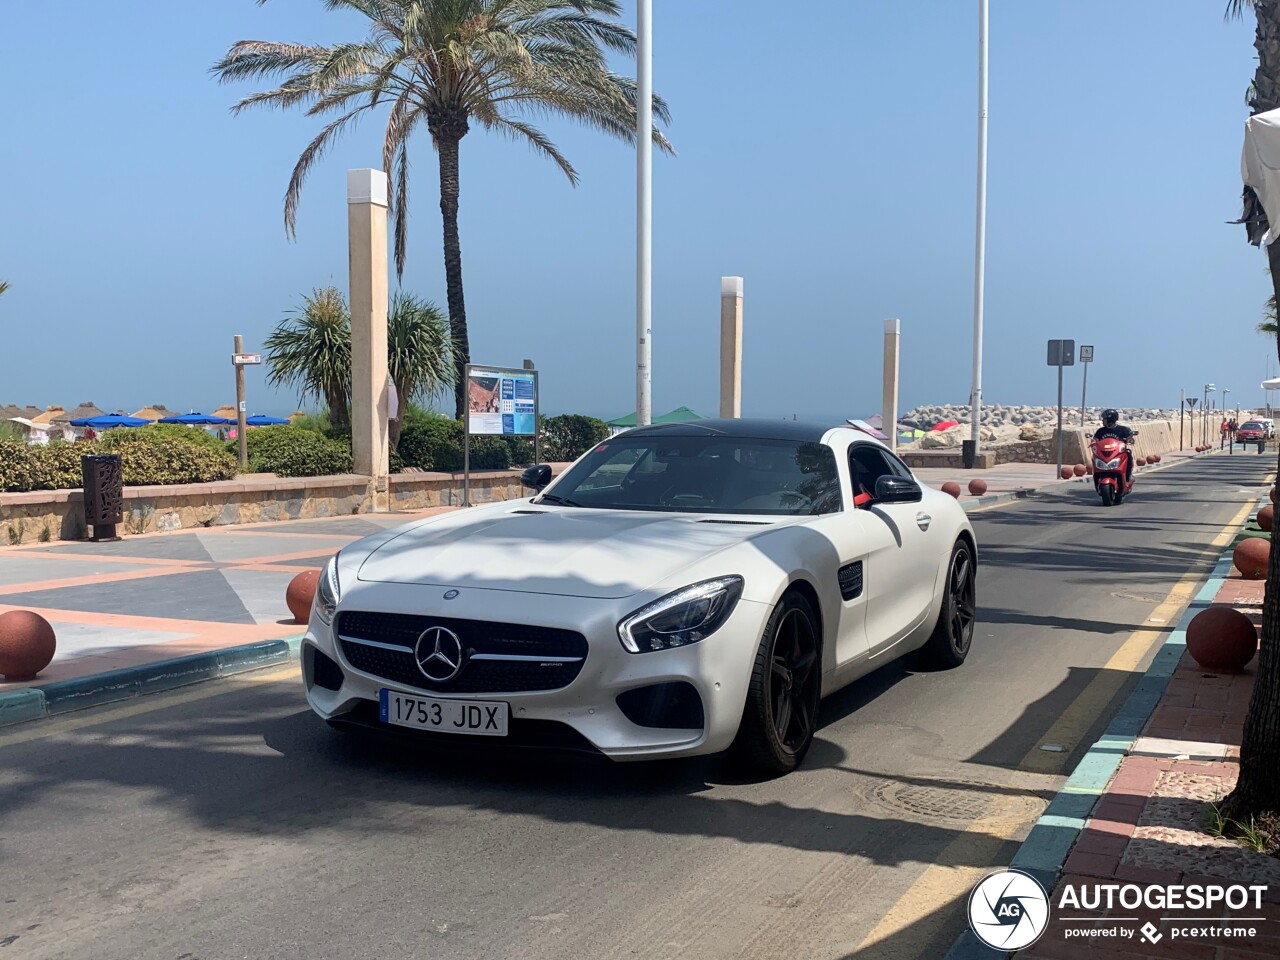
[903,419,1192,470]
[0,466,568,546]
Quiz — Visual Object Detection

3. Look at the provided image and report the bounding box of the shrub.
[105,423,228,453]
[245,425,353,478]
[0,433,236,492]
[503,435,535,467]
[541,414,609,462]
[102,432,239,486]
[292,409,350,442]
[397,411,510,472]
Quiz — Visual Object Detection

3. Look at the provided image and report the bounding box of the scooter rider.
[1093,409,1136,487]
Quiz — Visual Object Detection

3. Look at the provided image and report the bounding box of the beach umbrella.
[244,414,289,426]
[157,412,234,425]
[68,414,149,429]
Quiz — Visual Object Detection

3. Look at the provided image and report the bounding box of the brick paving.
[0,508,451,688]
[1015,549,1279,959]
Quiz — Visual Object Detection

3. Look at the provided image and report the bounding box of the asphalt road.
[0,455,1272,960]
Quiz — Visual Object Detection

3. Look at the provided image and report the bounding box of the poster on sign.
[466,365,537,436]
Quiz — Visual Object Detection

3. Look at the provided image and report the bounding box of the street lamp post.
[969,0,990,458]
[635,0,652,427]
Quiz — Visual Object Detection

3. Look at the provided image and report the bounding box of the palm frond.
[1227,0,1257,20]
[264,287,353,414]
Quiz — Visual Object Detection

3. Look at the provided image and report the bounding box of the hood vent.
[697,518,770,525]
[510,510,547,515]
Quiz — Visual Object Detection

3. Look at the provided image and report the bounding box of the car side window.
[848,445,899,498]
[882,451,915,479]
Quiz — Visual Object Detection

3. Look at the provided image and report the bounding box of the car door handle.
[916,512,932,531]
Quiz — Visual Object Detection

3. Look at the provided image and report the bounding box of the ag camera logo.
[967,869,1050,950]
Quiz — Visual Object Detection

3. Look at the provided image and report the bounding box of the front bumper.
[301,583,772,760]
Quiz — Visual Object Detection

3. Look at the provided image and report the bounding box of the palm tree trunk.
[326,387,350,432]
[1222,0,1280,823]
[1222,239,1280,822]
[436,131,471,420]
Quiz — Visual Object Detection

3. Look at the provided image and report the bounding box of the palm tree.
[264,286,353,431]
[1225,0,1280,824]
[387,292,455,446]
[0,281,9,298]
[214,0,673,418]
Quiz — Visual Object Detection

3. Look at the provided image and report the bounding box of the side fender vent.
[838,561,863,601]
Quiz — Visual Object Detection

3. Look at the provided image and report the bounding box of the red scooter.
[1091,436,1133,506]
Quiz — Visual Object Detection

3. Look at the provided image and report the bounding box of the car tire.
[918,540,977,671]
[729,590,822,777]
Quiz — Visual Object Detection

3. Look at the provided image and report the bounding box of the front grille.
[336,611,588,694]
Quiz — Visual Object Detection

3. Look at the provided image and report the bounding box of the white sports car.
[302,419,977,775]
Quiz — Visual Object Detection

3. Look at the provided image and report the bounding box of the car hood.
[356,505,792,599]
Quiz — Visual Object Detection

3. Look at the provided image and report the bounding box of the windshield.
[1241,422,1265,430]
[544,435,842,515]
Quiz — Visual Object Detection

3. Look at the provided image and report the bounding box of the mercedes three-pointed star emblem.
[414,626,465,683]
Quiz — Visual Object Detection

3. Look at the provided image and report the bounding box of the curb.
[942,491,1255,960]
[961,488,1039,512]
[0,636,302,729]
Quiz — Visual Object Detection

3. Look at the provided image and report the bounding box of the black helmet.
[1102,409,1119,426]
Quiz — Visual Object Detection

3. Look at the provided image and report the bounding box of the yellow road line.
[853,493,1261,957]
[0,663,300,748]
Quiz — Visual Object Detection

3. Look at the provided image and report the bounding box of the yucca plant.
[264,286,353,430]
[388,292,455,447]
[214,0,673,418]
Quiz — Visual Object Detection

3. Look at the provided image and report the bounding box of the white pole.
[636,0,653,427]
[969,0,989,453]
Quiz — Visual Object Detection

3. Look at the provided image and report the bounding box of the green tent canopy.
[607,406,704,429]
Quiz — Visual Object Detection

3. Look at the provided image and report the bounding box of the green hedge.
[244,425,354,478]
[541,414,609,461]
[397,412,510,472]
[0,434,237,493]
[111,423,230,453]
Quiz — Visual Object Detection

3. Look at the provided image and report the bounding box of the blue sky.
[0,1,1272,421]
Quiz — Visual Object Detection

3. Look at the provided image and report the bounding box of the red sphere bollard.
[1259,504,1275,533]
[0,610,57,681]
[1059,467,1073,480]
[1149,453,1161,463]
[286,569,322,624]
[1233,537,1271,580]
[1073,463,1086,477]
[968,479,988,496]
[1136,458,1147,467]
[941,481,962,498]
[1085,462,1095,475]
[1186,606,1258,673]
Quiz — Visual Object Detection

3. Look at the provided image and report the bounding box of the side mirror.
[874,475,923,504]
[521,464,552,491]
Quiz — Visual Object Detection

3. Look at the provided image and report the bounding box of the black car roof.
[622,418,838,442]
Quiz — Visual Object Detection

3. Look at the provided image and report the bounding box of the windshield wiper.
[537,493,584,507]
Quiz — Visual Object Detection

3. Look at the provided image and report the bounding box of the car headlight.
[315,557,341,625]
[617,576,744,653]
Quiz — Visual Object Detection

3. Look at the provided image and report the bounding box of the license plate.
[379,689,508,736]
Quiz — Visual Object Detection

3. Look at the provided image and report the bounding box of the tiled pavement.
[0,510,449,688]
[1015,555,1280,959]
